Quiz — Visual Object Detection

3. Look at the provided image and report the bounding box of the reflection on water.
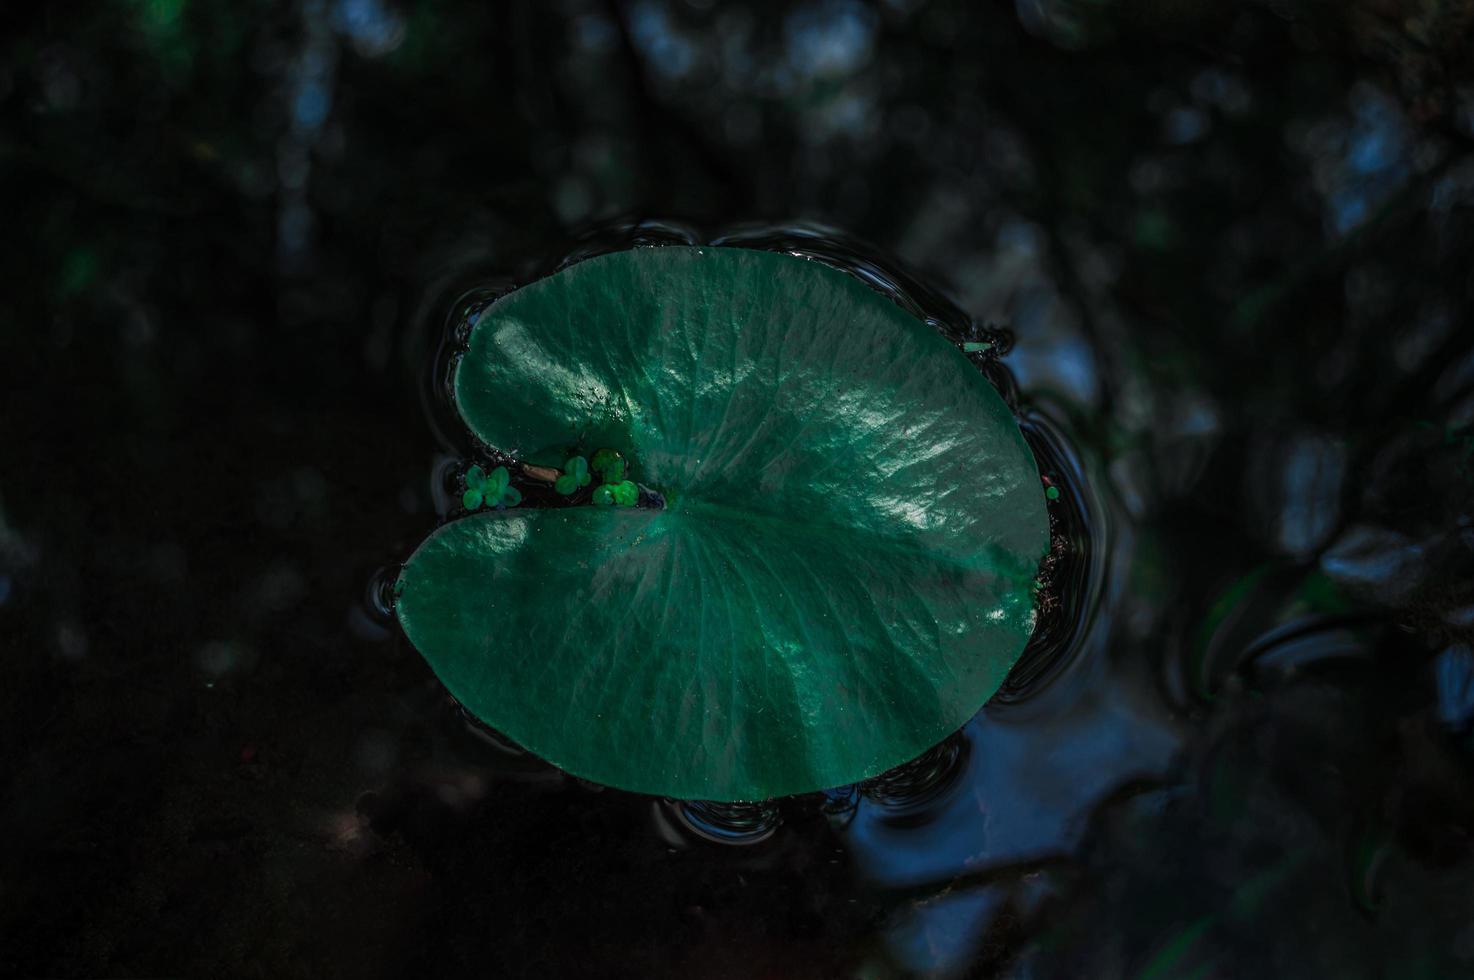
[661,798,783,846]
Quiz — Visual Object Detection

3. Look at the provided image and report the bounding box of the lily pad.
[396,246,1048,801]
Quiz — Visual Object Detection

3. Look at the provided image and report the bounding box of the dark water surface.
[4,2,1474,977]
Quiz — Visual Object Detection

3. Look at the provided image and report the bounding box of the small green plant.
[462,465,520,510]
[592,479,638,507]
[554,455,592,495]
[590,447,626,483]
[586,448,636,507]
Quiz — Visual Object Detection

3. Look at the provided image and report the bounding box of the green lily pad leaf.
[554,473,578,495]
[398,246,1048,801]
[500,485,522,507]
[465,464,487,490]
[460,488,483,511]
[591,484,616,507]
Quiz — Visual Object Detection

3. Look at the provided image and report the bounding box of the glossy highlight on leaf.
[397,246,1049,801]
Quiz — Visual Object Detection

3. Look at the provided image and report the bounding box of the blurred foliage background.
[2,0,1474,977]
